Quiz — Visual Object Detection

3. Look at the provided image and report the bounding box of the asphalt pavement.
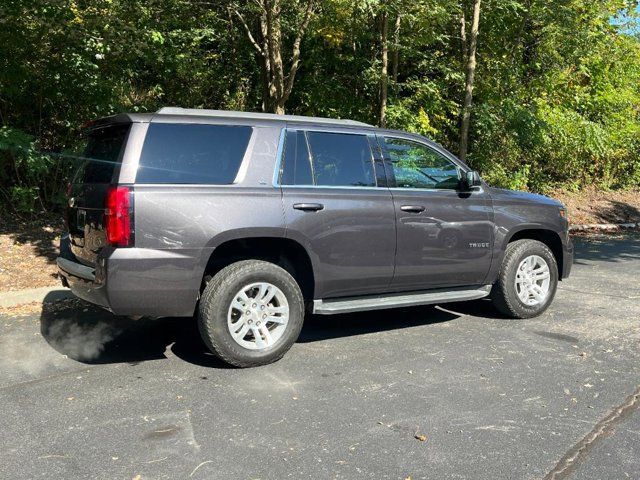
[1,234,639,479]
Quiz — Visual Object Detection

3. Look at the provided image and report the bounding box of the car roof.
[89,108,375,130]
[154,107,374,127]
[87,110,443,147]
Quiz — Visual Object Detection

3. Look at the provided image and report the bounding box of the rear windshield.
[73,124,130,184]
[136,123,252,184]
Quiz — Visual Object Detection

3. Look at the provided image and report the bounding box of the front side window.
[382,137,461,190]
[306,132,376,187]
[136,123,252,184]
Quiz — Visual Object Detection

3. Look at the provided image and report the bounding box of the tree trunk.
[459,0,480,162]
[392,13,401,84]
[379,10,389,128]
[460,8,467,65]
[235,0,314,114]
[265,0,285,105]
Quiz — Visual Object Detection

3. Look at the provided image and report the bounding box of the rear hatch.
[67,122,131,266]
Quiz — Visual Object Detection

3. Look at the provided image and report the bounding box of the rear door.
[378,134,494,290]
[67,123,130,266]
[280,128,396,299]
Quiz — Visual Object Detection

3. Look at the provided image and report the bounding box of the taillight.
[105,185,133,247]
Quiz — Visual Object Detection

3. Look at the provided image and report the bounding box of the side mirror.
[462,170,482,191]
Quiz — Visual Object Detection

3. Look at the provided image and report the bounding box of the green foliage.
[0,127,72,214]
[0,0,639,214]
[453,0,640,191]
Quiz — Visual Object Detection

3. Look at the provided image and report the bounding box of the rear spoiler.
[81,113,154,132]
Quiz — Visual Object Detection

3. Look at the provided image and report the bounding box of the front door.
[280,128,396,299]
[378,135,494,290]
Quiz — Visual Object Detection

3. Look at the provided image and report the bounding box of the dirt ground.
[0,188,638,293]
[0,214,62,292]
[552,187,640,225]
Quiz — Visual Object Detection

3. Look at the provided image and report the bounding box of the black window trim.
[279,129,316,187]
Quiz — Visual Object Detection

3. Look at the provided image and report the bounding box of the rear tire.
[490,239,558,319]
[198,260,304,367]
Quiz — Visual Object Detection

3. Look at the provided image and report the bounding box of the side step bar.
[312,285,492,315]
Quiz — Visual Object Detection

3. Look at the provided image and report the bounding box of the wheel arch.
[201,235,316,301]
[504,228,564,278]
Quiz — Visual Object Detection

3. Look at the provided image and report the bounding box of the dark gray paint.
[485,186,573,282]
[58,110,573,317]
[282,186,396,298]
[388,187,494,289]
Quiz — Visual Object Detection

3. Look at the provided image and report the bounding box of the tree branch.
[234,8,264,55]
[282,0,314,102]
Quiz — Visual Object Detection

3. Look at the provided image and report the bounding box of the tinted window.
[74,124,130,184]
[137,123,252,184]
[383,137,460,190]
[306,132,375,187]
[281,130,313,185]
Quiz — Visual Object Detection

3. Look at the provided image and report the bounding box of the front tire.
[198,260,304,367]
[490,239,558,319]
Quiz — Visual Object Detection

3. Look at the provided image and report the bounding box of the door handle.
[293,203,324,212]
[400,205,425,213]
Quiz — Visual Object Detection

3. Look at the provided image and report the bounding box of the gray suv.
[58,107,573,367]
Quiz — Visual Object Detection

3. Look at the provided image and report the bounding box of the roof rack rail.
[156,107,373,127]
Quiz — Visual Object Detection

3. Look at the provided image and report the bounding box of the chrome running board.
[312,285,492,315]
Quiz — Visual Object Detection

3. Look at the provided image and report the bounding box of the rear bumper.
[57,235,111,309]
[57,234,209,317]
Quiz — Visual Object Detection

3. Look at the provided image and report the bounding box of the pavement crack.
[557,286,640,300]
[544,385,640,480]
[0,366,98,393]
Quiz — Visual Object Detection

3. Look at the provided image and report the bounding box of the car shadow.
[298,305,460,343]
[39,293,465,368]
[39,295,231,368]
[437,298,509,320]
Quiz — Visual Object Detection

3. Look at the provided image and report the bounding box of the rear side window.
[74,124,130,184]
[305,132,375,187]
[281,130,313,185]
[136,123,252,184]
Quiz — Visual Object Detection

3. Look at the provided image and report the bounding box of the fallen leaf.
[414,434,427,442]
